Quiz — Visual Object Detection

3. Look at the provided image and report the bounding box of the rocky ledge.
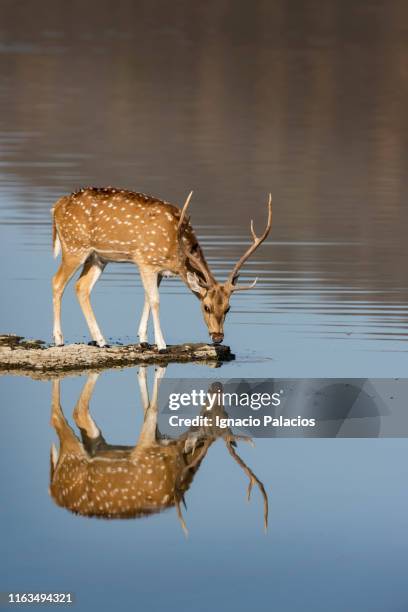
[0,334,234,378]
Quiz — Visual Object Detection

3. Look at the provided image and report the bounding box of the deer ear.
[187,272,206,296]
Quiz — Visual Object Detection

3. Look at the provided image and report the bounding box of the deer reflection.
[50,367,268,533]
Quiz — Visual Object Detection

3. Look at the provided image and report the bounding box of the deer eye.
[204,305,211,313]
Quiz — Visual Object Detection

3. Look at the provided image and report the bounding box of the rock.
[0,334,234,379]
[0,334,24,347]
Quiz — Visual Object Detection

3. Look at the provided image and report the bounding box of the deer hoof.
[88,341,110,348]
[139,342,150,349]
[158,348,168,354]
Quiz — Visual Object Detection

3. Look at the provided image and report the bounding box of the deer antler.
[174,492,189,537]
[227,194,272,291]
[173,437,213,537]
[177,190,193,232]
[177,191,215,288]
[224,439,269,532]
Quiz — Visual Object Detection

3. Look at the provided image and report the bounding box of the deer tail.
[51,206,61,258]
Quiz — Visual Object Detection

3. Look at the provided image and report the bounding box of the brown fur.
[50,374,268,531]
[51,187,271,347]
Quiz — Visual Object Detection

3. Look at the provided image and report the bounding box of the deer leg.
[151,365,166,405]
[51,379,84,455]
[137,274,162,346]
[52,254,84,346]
[139,269,166,351]
[137,296,150,346]
[135,366,166,448]
[75,255,107,347]
[73,372,101,439]
[137,366,149,415]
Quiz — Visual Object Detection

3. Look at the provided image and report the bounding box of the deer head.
[49,368,268,534]
[178,193,273,344]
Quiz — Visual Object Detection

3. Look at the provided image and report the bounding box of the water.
[1,1,408,610]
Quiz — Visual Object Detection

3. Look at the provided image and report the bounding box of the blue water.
[1,369,408,611]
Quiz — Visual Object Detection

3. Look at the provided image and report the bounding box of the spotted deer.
[50,367,268,533]
[51,188,272,350]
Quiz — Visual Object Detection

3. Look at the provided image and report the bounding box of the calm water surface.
[1,2,408,610]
